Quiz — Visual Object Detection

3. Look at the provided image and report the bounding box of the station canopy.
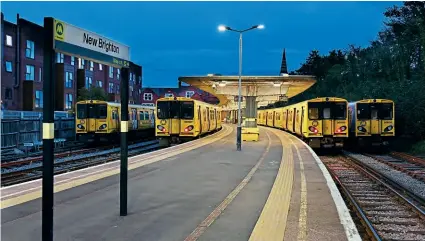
[178,74,317,110]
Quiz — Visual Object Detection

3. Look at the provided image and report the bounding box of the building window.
[5,61,12,72]
[186,91,194,98]
[144,93,153,101]
[6,35,13,46]
[117,68,120,80]
[5,88,13,100]
[109,66,114,78]
[65,72,73,88]
[25,65,35,80]
[109,83,114,93]
[116,84,120,94]
[26,40,35,59]
[79,58,85,69]
[85,76,92,88]
[97,80,102,88]
[129,72,133,82]
[65,94,73,109]
[35,90,43,108]
[164,93,173,98]
[56,52,64,63]
[130,86,133,97]
[71,56,75,66]
[39,67,42,81]
[89,61,94,71]
[99,63,103,71]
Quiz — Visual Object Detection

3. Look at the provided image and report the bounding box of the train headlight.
[357,126,367,132]
[184,125,194,132]
[157,125,166,132]
[309,126,318,133]
[99,124,107,130]
[77,124,85,130]
[336,126,347,133]
[384,125,393,132]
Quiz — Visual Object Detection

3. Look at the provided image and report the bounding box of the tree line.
[270,2,425,140]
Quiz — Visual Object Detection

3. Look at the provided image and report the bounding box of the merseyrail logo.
[54,20,65,41]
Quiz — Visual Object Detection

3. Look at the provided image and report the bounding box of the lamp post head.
[218,25,229,32]
[257,24,265,29]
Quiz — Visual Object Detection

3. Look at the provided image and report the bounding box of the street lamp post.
[218,24,264,151]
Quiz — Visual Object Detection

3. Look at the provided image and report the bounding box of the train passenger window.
[379,103,393,120]
[77,104,87,119]
[139,111,145,120]
[332,102,347,120]
[181,101,194,119]
[371,107,379,120]
[323,108,331,119]
[98,104,107,119]
[169,101,180,119]
[144,111,149,120]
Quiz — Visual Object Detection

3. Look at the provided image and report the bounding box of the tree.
[77,87,108,102]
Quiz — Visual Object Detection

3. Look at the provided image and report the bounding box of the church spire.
[280,48,288,75]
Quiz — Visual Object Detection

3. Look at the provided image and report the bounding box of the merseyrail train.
[155,97,222,145]
[258,97,349,149]
[347,99,395,147]
[75,100,155,143]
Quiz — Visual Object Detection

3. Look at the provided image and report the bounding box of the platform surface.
[1,124,359,241]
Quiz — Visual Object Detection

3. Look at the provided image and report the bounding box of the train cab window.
[181,101,194,119]
[323,108,331,119]
[332,102,347,120]
[77,104,87,119]
[157,101,170,119]
[379,103,393,120]
[139,111,145,120]
[88,104,97,118]
[98,104,107,119]
[308,108,319,120]
[357,103,370,120]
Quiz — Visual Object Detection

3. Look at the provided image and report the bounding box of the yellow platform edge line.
[1,125,233,209]
[248,127,294,241]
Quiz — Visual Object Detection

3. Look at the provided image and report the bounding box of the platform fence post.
[42,17,55,241]
[120,67,129,216]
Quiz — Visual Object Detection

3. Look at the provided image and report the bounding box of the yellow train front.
[75,100,155,143]
[155,97,222,146]
[348,99,395,148]
[257,97,349,149]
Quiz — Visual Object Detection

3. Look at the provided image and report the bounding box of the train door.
[206,107,210,131]
[292,108,296,132]
[285,109,289,130]
[198,105,202,135]
[169,101,180,135]
[300,107,304,134]
[370,104,380,135]
[214,109,217,130]
[273,111,276,127]
[131,108,137,130]
[322,104,332,136]
[87,104,97,132]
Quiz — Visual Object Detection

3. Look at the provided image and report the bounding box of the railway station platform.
[1,124,360,241]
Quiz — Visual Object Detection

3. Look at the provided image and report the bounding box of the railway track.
[321,154,425,241]
[1,140,161,186]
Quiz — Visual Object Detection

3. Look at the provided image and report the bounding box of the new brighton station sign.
[53,18,130,68]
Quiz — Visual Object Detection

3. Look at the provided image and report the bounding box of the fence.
[1,110,75,150]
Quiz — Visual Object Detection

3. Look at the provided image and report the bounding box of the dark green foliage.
[274,2,425,139]
[77,87,108,102]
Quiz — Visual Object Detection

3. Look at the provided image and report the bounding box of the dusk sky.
[2,1,401,87]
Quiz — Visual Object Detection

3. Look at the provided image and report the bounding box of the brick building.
[1,13,142,111]
[140,86,220,107]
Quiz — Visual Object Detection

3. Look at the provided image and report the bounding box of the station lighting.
[217,23,264,151]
